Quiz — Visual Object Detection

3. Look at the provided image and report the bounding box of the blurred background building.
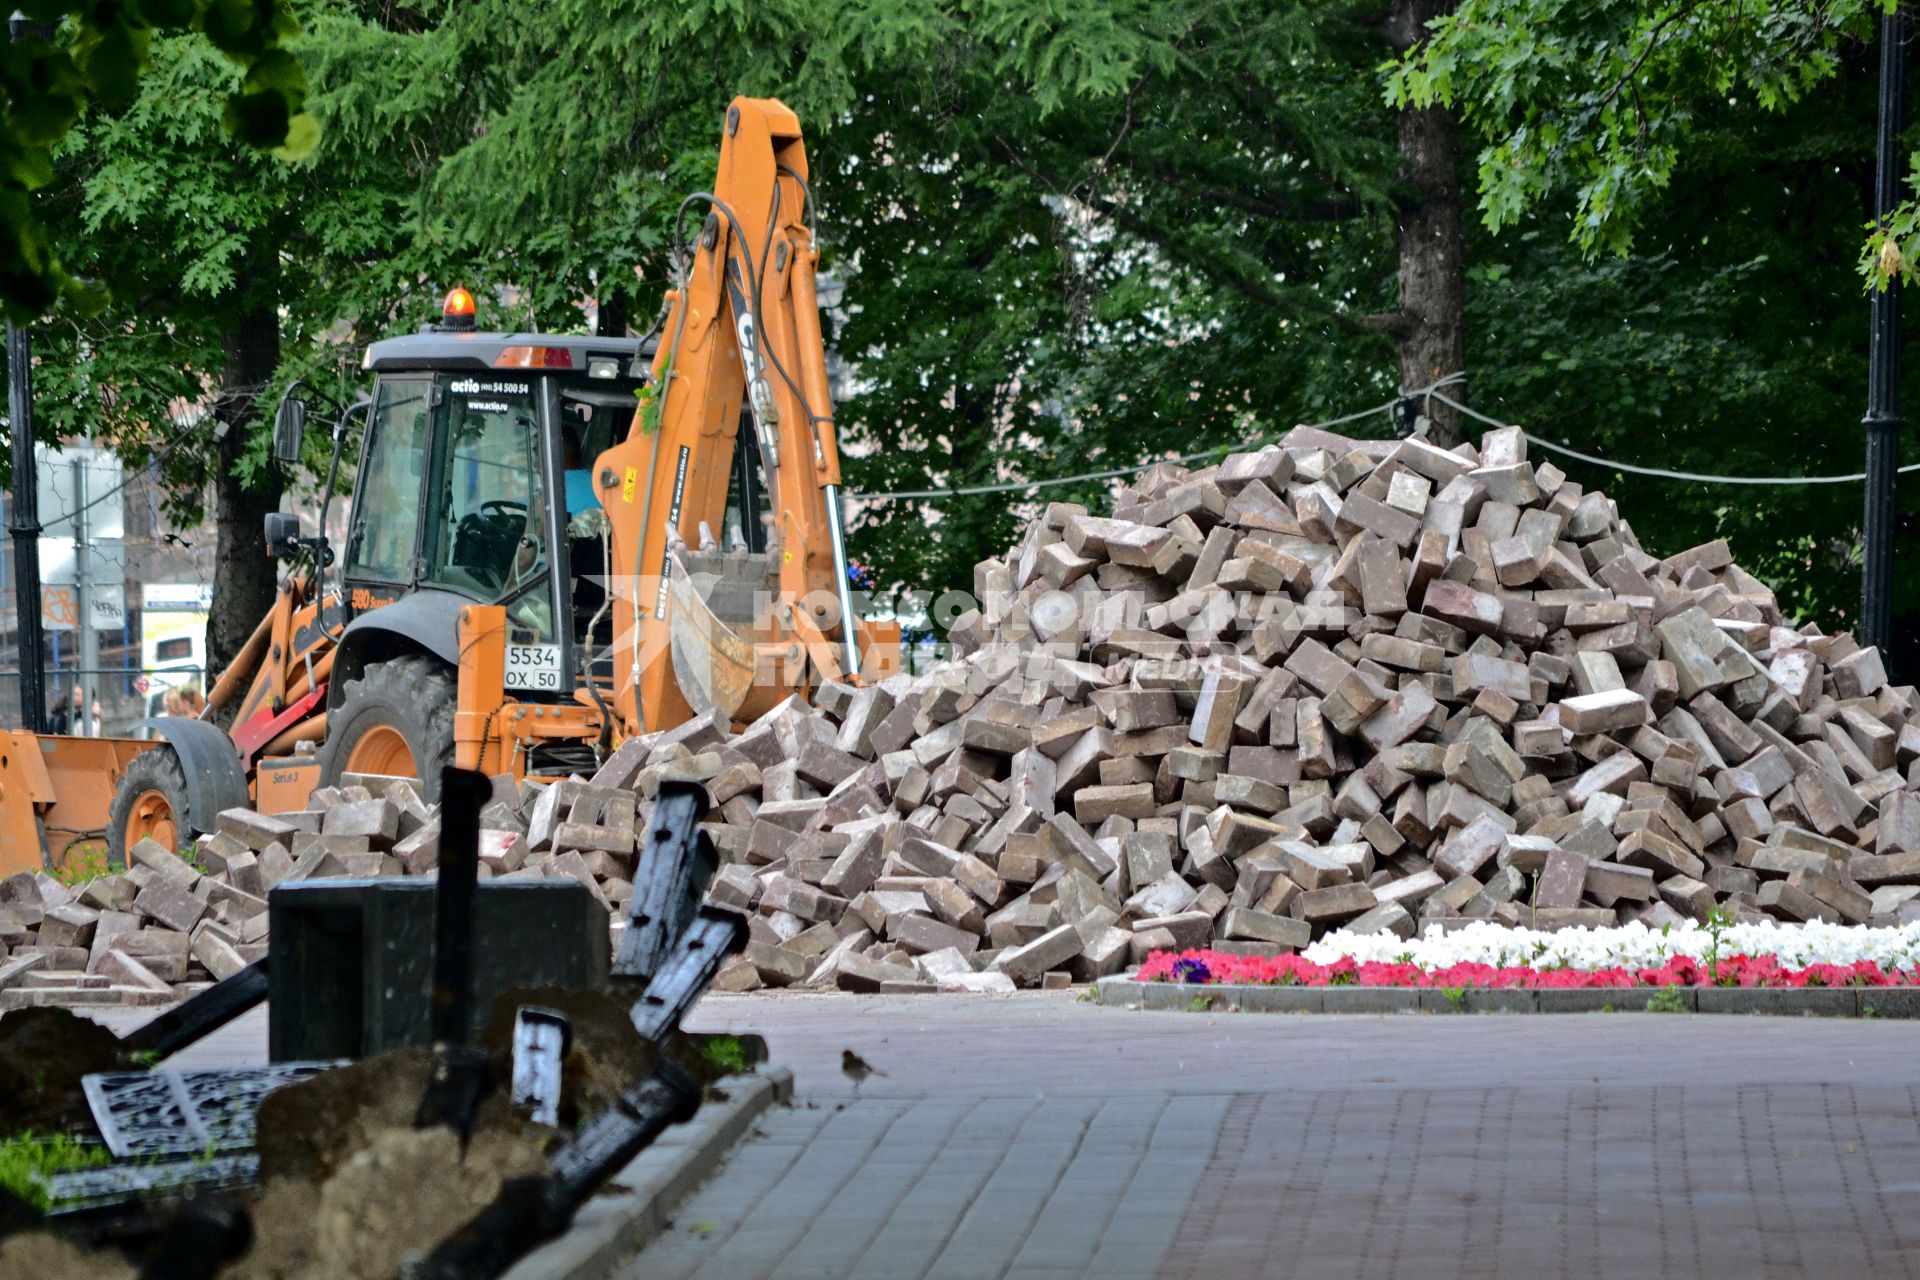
[0,440,215,735]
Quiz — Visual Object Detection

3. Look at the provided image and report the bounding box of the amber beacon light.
[441,287,477,330]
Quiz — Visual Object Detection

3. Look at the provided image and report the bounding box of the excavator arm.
[598,96,895,735]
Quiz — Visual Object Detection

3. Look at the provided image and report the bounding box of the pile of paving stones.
[9,421,1920,1006]
[686,423,1920,989]
[0,825,284,1009]
[0,776,518,1008]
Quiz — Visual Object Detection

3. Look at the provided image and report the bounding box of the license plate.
[504,643,562,691]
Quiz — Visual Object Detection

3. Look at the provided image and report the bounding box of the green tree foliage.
[22,9,464,662]
[40,38,301,482]
[1385,0,1891,255]
[0,0,311,316]
[15,0,1915,668]
[1384,0,1920,646]
[317,0,1461,600]
[808,2,1411,595]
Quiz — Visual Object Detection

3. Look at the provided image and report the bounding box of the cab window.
[346,378,430,583]
[422,377,547,601]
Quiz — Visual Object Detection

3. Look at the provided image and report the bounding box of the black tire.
[107,747,194,869]
[318,655,457,802]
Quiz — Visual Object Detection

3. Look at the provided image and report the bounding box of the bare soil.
[477,987,658,1131]
[0,1230,136,1280]
[0,1009,131,1139]
[0,988,713,1277]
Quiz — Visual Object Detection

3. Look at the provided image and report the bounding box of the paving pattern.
[1157,1083,1920,1280]
[626,1095,1225,1280]
[614,994,1920,1280]
[84,993,1920,1277]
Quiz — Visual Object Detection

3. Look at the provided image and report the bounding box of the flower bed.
[1303,919,1920,972]
[1138,921,1920,990]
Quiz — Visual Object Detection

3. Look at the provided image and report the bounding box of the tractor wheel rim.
[126,788,177,854]
[345,724,417,779]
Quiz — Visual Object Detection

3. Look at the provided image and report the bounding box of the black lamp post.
[6,320,43,733]
[1863,8,1909,664]
[5,10,44,731]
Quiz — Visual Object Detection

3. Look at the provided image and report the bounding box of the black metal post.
[1864,8,1909,660]
[120,958,269,1058]
[6,319,43,732]
[428,766,488,1047]
[416,765,493,1138]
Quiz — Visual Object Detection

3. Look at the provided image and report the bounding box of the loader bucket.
[667,548,759,722]
[0,732,162,877]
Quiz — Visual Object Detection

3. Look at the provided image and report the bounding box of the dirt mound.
[0,1230,136,1280]
[230,1123,547,1280]
[254,1047,547,1185]
[0,1008,129,1139]
[232,1046,555,1278]
[478,987,657,1130]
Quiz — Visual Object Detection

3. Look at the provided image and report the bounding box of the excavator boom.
[598,97,895,734]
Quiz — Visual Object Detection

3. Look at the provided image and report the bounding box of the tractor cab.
[265,285,781,784]
[338,295,653,700]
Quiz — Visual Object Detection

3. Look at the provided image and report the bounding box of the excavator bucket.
[666,548,760,722]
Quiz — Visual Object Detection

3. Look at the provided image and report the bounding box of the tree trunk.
[596,293,628,338]
[207,282,282,679]
[1387,0,1467,447]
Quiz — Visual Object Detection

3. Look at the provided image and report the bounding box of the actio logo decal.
[652,445,691,620]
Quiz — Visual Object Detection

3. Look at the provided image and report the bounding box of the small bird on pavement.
[841,1049,886,1089]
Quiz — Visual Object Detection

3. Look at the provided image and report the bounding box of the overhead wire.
[846,394,1403,502]
[845,374,1920,502]
[25,380,274,529]
[1429,389,1920,486]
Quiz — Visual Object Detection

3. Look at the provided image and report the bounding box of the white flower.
[1303,921,1920,972]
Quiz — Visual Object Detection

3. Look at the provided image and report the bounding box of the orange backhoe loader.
[0,96,899,877]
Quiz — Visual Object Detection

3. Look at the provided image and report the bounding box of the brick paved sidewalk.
[616,996,1920,1280]
[628,1096,1224,1280]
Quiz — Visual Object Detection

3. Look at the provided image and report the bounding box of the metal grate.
[82,1062,342,1159]
[44,1154,259,1215]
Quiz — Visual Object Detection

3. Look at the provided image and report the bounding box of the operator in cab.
[562,409,602,520]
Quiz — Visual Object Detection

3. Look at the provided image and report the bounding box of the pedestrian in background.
[49,685,85,736]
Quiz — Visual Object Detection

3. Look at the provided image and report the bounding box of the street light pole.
[3,11,45,733]
[7,320,44,732]
[1863,7,1908,663]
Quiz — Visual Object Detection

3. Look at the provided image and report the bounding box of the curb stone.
[1318,987,1423,1014]
[1858,987,1920,1018]
[1239,987,1325,1014]
[501,1065,795,1280]
[1535,989,1638,1014]
[1096,983,1917,1017]
[1695,987,1857,1017]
